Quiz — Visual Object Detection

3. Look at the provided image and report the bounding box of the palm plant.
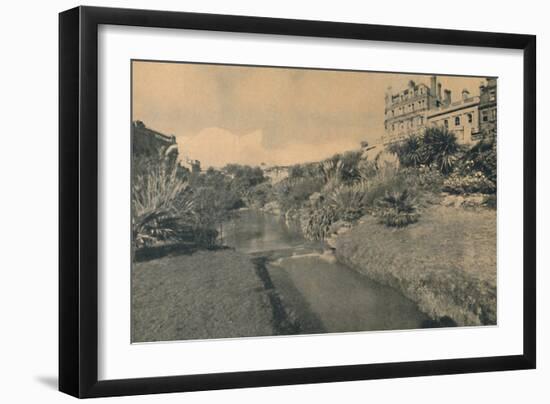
[375,189,419,228]
[327,182,368,222]
[421,127,460,174]
[388,135,423,168]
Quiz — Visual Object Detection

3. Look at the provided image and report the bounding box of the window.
[455,116,460,126]
[489,90,496,102]
[444,120,449,128]
[482,111,489,122]
[491,109,497,121]
[467,113,473,123]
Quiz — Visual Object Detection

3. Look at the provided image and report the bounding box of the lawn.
[334,205,497,326]
[132,249,274,342]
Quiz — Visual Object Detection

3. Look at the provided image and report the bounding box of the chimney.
[462,89,470,100]
[443,89,452,106]
[430,76,437,97]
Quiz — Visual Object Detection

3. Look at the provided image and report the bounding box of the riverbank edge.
[330,205,497,326]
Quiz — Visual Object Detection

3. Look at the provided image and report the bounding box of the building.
[426,89,481,144]
[382,76,496,146]
[383,78,436,144]
[132,120,177,159]
[478,77,497,139]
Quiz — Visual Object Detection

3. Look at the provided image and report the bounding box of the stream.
[223,209,428,334]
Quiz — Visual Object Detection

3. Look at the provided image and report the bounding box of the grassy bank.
[132,249,274,342]
[334,205,496,326]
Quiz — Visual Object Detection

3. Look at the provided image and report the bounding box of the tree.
[388,135,424,168]
[422,127,460,174]
[389,127,460,174]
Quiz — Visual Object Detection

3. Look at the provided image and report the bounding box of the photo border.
[59,6,536,398]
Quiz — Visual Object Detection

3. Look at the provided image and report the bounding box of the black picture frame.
[59,5,536,398]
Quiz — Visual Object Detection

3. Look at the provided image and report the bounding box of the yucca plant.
[132,161,194,249]
[375,189,420,228]
[327,182,368,222]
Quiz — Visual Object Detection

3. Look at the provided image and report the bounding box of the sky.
[132,61,486,168]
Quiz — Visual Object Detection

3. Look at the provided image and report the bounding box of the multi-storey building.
[382,76,496,146]
[478,77,497,139]
[426,89,481,144]
[382,76,442,144]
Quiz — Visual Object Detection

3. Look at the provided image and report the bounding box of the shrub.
[388,135,424,168]
[460,134,497,184]
[327,182,369,223]
[247,182,273,208]
[357,159,378,181]
[389,128,461,174]
[274,176,324,211]
[361,161,405,208]
[302,204,338,240]
[319,151,363,184]
[132,162,194,248]
[375,190,420,228]
[442,172,496,194]
[400,166,444,194]
[422,127,460,174]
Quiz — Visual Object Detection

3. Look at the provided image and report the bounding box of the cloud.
[178,127,360,168]
[133,61,487,167]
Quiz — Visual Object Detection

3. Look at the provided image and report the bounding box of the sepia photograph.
[131,60,497,343]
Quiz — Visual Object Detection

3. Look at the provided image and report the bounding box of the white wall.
[0,0,546,403]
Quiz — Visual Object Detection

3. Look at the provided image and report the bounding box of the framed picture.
[59,6,536,398]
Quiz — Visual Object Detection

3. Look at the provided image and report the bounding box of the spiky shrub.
[319,151,363,184]
[388,128,461,174]
[302,204,338,240]
[327,182,368,223]
[375,190,420,228]
[132,161,194,248]
[421,127,460,174]
[388,135,424,168]
[357,159,378,182]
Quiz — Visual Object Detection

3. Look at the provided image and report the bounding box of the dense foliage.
[389,127,460,174]
[270,127,496,237]
[374,190,420,227]
[132,157,269,250]
[133,125,498,247]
